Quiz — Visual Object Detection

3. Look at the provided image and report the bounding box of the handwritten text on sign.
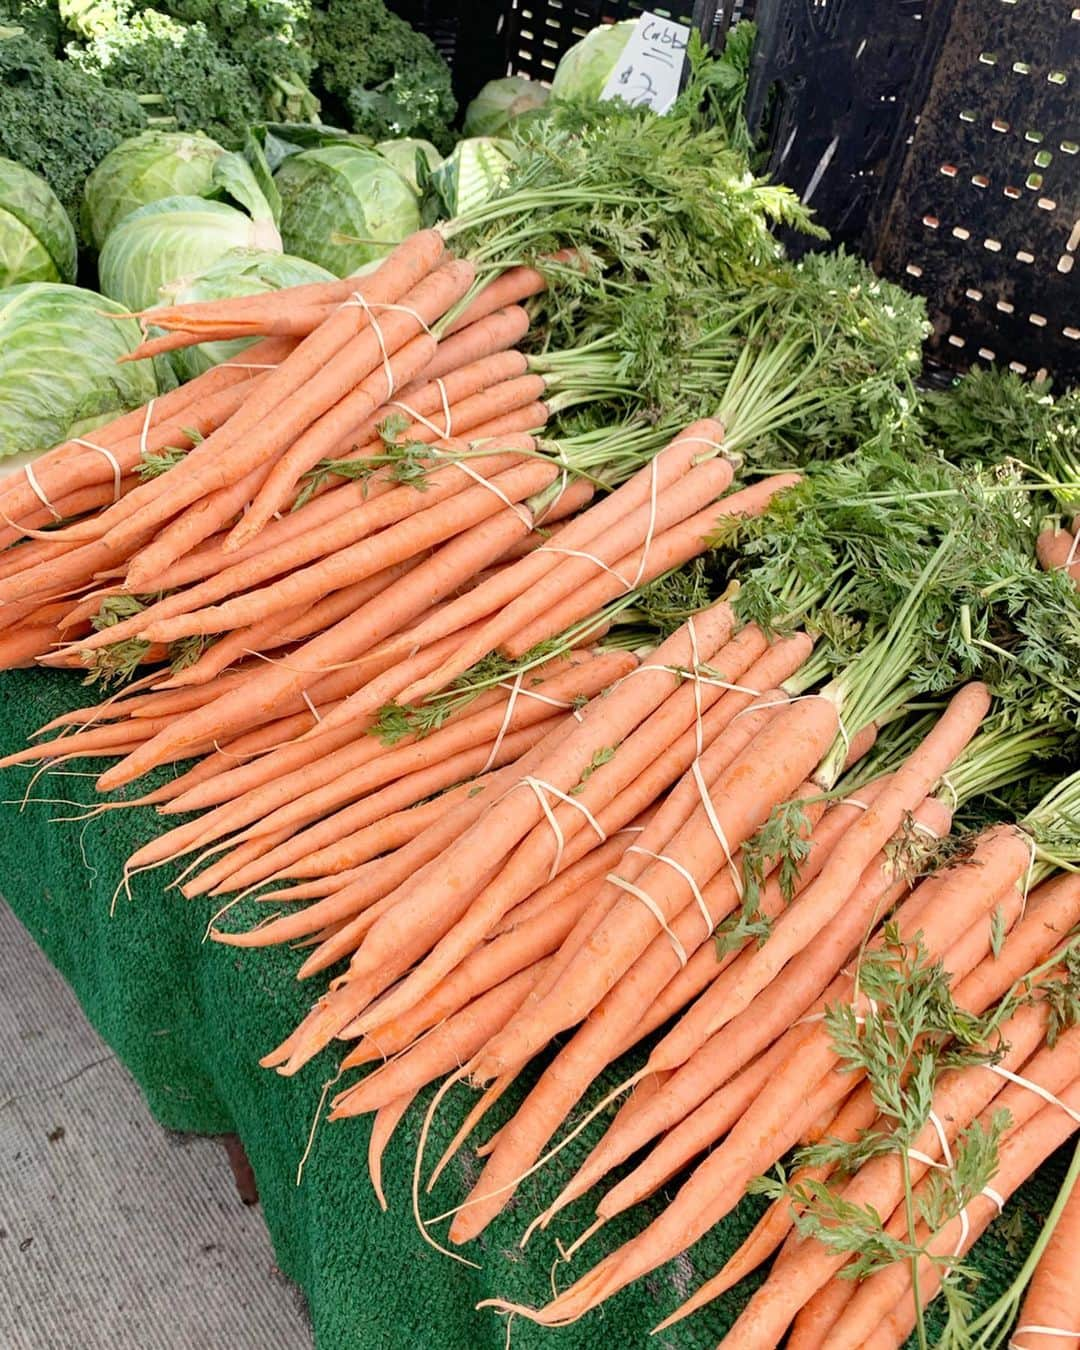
[599,11,692,115]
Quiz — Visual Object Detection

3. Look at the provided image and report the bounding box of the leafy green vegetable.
[273,144,418,276]
[0,155,76,285]
[155,246,332,379]
[0,28,147,226]
[0,282,163,463]
[143,0,319,123]
[98,193,281,311]
[67,8,262,149]
[309,0,456,151]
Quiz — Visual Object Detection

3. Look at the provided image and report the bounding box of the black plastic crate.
[392,0,1079,380]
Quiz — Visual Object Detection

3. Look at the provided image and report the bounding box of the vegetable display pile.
[0,21,1078,1350]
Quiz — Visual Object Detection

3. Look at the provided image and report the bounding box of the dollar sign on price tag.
[599,11,692,115]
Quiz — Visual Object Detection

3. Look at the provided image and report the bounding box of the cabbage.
[0,157,77,288]
[433,138,516,217]
[274,145,420,277]
[98,196,283,313]
[82,131,277,251]
[463,77,549,137]
[375,138,441,193]
[0,283,164,465]
[551,20,638,102]
[157,248,334,381]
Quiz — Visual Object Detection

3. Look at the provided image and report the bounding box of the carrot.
[133,266,410,327]
[328,961,550,1119]
[196,654,633,890]
[368,1092,415,1212]
[212,764,530,951]
[126,324,453,579]
[670,1085,884,1314]
[0,341,290,521]
[678,917,1053,1347]
[289,724,581,982]
[446,778,835,1242]
[422,630,792,1176]
[647,787,954,1078]
[392,426,731,706]
[191,716,565,900]
[153,617,518,837]
[504,826,1033,1325]
[397,457,735,708]
[462,631,813,1076]
[347,635,802,1054]
[440,264,553,337]
[1008,1150,1080,1350]
[501,473,803,657]
[456,402,548,440]
[952,870,1080,1013]
[348,349,530,445]
[658,1000,1066,1337]
[422,307,532,380]
[340,870,616,1072]
[1037,526,1080,586]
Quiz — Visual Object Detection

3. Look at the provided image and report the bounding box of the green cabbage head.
[0,283,165,465]
[463,77,549,137]
[157,248,334,381]
[551,20,638,102]
[374,138,442,193]
[98,196,283,312]
[433,137,516,217]
[0,157,77,288]
[82,130,253,251]
[274,145,420,277]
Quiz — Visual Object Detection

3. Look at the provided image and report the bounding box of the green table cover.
[0,667,1065,1350]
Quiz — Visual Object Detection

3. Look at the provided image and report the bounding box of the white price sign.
[599,11,692,115]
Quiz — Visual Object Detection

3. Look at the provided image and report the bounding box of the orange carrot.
[441,263,554,336]
[228,330,441,545]
[368,1092,415,1211]
[476,691,839,1081]
[100,240,457,554]
[828,1073,1080,1350]
[1007,1145,1080,1350]
[422,307,531,380]
[530,785,905,1233]
[1037,526,1080,586]
[266,603,740,1070]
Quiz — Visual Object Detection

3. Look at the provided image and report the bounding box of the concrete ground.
[0,900,312,1350]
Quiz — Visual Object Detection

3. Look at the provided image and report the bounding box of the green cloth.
[0,667,1064,1350]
